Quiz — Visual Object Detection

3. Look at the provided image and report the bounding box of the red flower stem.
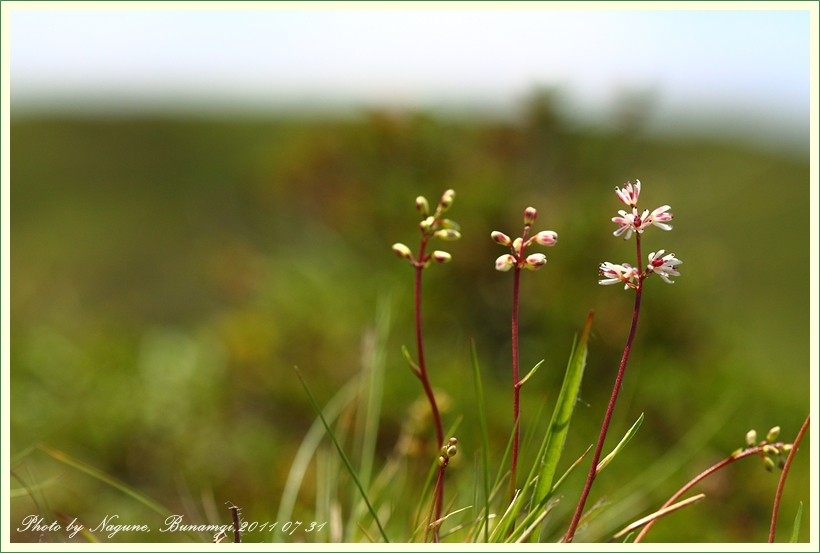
[634,444,771,542]
[509,265,522,503]
[769,414,810,543]
[413,236,446,530]
[565,234,644,543]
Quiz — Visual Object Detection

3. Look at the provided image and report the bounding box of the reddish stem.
[634,444,772,542]
[509,265,522,503]
[769,414,810,543]
[565,234,644,542]
[413,237,446,531]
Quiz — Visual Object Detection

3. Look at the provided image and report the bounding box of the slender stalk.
[413,237,446,531]
[509,265,522,503]
[634,444,772,542]
[424,464,446,543]
[565,234,644,542]
[769,414,810,543]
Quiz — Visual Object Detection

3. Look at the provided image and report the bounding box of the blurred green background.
[11,91,809,542]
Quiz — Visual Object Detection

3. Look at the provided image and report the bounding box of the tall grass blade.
[358,294,391,490]
[10,474,62,498]
[611,493,705,540]
[294,367,389,542]
[488,489,521,542]
[470,338,491,543]
[512,498,560,543]
[790,501,803,543]
[36,443,200,542]
[277,377,359,525]
[531,311,594,510]
[550,444,592,496]
[596,413,644,474]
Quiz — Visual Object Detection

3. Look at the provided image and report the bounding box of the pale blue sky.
[10,7,810,133]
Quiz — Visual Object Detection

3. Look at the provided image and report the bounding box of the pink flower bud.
[392,243,412,259]
[432,250,452,263]
[495,254,516,272]
[524,253,547,270]
[532,230,557,246]
[415,196,429,217]
[434,229,461,241]
[512,237,523,253]
[491,231,512,246]
[439,189,455,212]
[524,206,537,225]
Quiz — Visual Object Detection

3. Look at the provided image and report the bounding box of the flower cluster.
[611,180,673,240]
[492,206,557,272]
[599,180,681,289]
[392,189,461,268]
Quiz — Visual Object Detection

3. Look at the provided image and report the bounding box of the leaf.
[512,497,560,543]
[294,367,390,542]
[470,339,491,543]
[790,501,803,543]
[596,413,644,474]
[550,444,593,495]
[401,345,421,377]
[531,311,594,509]
[516,359,544,388]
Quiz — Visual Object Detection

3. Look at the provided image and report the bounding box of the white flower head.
[599,262,638,289]
[612,209,648,240]
[647,250,682,283]
[495,254,516,272]
[615,180,641,208]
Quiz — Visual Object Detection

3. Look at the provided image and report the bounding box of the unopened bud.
[419,216,435,232]
[778,458,786,469]
[512,237,523,254]
[491,231,512,246]
[449,437,458,445]
[432,250,451,263]
[440,219,460,231]
[446,445,457,457]
[524,253,547,270]
[415,196,429,217]
[746,430,757,447]
[392,243,412,259]
[532,230,558,247]
[524,206,537,225]
[766,426,781,442]
[782,444,793,452]
[762,445,779,455]
[730,448,743,458]
[438,455,447,467]
[763,456,775,472]
[439,189,455,212]
[434,229,461,241]
[495,254,516,272]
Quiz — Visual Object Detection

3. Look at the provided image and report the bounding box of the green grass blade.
[359,294,391,491]
[511,497,560,543]
[488,489,521,542]
[790,501,803,543]
[10,474,62,498]
[492,418,519,496]
[551,444,592,496]
[277,377,359,525]
[294,367,390,542]
[596,413,644,474]
[470,338,491,543]
[36,443,200,542]
[531,310,594,510]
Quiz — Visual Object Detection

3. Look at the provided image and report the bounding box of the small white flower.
[495,254,516,272]
[599,262,638,289]
[647,205,673,231]
[524,253,547,270]
[531,230,558,247]
[647,250,682,283]
[612,209,649,240]
[615,180,641,208]
[491,231,512,246]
